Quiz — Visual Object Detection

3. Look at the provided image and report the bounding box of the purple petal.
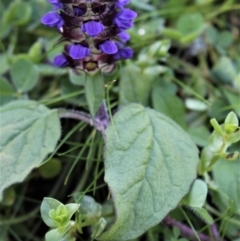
[113,47,133,61]
[41,12,64,28]
[118,0,130,5]
[115,19,133,30]
[116,0,130,8]
[48,0,63,10]
[81,21,104,37]
[100,41,118,54]
[69,44,90,59]
[114,10,137,30]
[48,0,58,3]
[53,54,68,67]
[117,31,130,42]
[116,9,137,20]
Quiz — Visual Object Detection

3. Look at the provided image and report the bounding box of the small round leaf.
[10,58,39,93]
[182,179,208,208]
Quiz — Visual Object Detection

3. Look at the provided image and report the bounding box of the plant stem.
[210,223,221,241]
[206,204,240,226]
[162,216,225,241]
[58,109,106,134]
[0,209,39,226]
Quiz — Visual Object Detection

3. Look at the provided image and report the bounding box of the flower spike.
[41,0,137,73]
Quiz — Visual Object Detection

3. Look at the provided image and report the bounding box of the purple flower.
[53,54,68,67]
[113,47,133,61]
[41,1,137,73]
[114,9,137,30]
[82,21,104,37]
[100,41,118,54]
[118,32,130,42]
[69,44,90,59]
[116,0,130,8]
[41,12,64,29]
[48,0,63,10]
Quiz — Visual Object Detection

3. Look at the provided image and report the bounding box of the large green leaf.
[99,104,199,240]
[0,100,61,199]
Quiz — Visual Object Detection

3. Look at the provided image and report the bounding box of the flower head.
[41,0,137,73]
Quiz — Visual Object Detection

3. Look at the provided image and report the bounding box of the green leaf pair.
[41,198,80,241]
[41,198,80,229]
[199,112,240,174]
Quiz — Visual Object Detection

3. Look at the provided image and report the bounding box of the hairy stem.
[163,216,224,241]
[210,223,221,241]
[58,109,106,135]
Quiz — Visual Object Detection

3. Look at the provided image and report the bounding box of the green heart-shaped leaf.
[99,104,199,240]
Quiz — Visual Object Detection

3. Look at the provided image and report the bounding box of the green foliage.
[0,77,15,106]
[212,159,240,214]
[41,198,80,241]
[187,207,213,225]
[0,187,16,207]
[152,85,186,129]
[199,112,240,174]
[212,57,238,85]
[176,13,204,35]
[79,195,102,221]
[182,179,207,208]
[39,158,62,179]
[10,58,39,93]
[69,70,85,86]
[182,179,213,225]
[119,40,169,107]
[188,126,210,147]
[99,104,199,240]
[85,74,105,117]
[0,100,61,199]
[2,1,32,35]
[41,196,107,241]
[1,0,240,240]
